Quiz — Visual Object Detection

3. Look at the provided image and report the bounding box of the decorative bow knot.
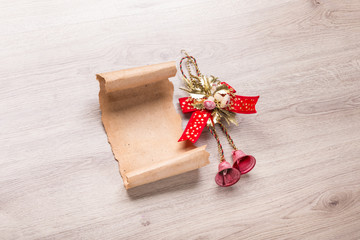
[178,82,259,143]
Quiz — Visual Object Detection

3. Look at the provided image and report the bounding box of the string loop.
[179,51,201,80]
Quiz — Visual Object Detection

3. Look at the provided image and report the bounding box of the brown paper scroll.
[97,62,210,189]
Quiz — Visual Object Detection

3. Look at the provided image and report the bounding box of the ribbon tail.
[228,95,259,114]
[178,110,211,143]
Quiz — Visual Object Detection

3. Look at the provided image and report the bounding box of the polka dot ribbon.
[178,89,259,143]
[178,53,259,143]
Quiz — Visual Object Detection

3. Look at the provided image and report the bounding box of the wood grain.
[1,0,360,239]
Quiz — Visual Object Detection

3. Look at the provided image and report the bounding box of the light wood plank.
[1,0,360,239]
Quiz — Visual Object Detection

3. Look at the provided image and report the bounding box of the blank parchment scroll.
[96,62,210,189]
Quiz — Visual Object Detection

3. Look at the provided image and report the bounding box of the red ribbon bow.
[178,82,259,143]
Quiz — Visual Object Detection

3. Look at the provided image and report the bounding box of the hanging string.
[218,122,238,151]
[180,51,233,161]
[207,125,225,162]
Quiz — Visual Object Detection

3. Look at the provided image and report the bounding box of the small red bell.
[232,150,256,174]
[215,161,241,187]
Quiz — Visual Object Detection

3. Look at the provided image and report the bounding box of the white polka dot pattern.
[178,110,210,143]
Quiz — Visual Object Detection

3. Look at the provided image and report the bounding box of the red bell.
[232,150,256,174]
[215,161,241,187]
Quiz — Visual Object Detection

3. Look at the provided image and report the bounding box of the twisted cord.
[207,125,225,161]
[219,122,238,150]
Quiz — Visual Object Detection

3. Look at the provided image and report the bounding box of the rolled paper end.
[97,61,177,93]
[215,161,241,187]
[232,150,256,174]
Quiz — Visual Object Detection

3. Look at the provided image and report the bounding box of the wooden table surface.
[1,1,360,239]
